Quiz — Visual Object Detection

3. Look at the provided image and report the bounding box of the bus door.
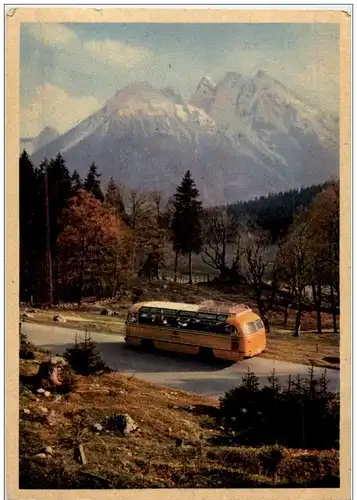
[225,324,239,352]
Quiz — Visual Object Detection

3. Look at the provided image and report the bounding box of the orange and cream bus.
[125,300,266,362]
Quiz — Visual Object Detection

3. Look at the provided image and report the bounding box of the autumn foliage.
[57,190,131,302]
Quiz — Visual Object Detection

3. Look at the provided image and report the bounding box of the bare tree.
[308,180,339,333]
[242,229,279,332]
[201,207,245,282]
[278,213,315,337]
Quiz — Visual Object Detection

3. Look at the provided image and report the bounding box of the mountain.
[31,83,242,203]
[20,126,59,155]
[190,71,339,193]
[29,73,339,204]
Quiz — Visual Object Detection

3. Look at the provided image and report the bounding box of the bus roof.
[129,300,252,316]
[132,301,200,312]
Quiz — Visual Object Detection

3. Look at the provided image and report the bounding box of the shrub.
[19,329,35,360]
[64,331,111,376]
[219,366,339,450]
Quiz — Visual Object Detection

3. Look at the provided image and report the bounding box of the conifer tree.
[20,150,42,301]
[71,169,83,195]
[171,170,202,284]
[105,176,125,216]
[84,162,104,202]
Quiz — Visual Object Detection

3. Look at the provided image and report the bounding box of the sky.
[20,22,340,137]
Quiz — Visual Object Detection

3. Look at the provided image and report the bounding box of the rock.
[47,410,57,426]
[108,413,138,435]
[162,284,168,289]
[37,358,73,391]
[37,388,45,394]
[23,312,35,320]
[44,391,51,398]
[50,356,67,366]
[23,408,30,415]
[93,423,103,432]
[39,406,48,414]
[53,395,62,402]
[31,453,48,463]
[53,314,66,323]
[41,446,54,455]
[100,308,113,316]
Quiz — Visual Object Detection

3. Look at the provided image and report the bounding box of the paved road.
[23,323,340,399]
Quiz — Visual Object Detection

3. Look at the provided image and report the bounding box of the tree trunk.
[188,252,193,285]
[312,282,322,334]
[330,284,338,333]
[283,305,289,328]
[174,250,178,282]
[294,295,303,337]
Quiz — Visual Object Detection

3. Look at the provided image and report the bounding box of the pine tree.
[84,162,104,202]
[20,150,41,301]
[71,169,83,195]
[171,170,202,284]
[105,176,125,216]
[64,331,109,375]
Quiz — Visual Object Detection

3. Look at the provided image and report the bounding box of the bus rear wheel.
[141,338,154,353]
[199,347,214,362]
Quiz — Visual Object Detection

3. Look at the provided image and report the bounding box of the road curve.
[23,323,340,399]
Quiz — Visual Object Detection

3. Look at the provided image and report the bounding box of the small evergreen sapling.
[64,331,110,376]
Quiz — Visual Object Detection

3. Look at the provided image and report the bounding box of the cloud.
[84,39,153,68]
[21,83,102,137]
[25,23,78,47]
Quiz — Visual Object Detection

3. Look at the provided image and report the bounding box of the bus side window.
[138,307,152,325]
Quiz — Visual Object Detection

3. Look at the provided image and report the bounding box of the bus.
[124,300,266,361]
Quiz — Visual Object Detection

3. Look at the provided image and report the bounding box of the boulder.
[30,453,48,463]
[93,423,103,432]
[100,308,113,316]
[108,413,138,435]
[50,356,68,366]
[36,357,73,391]
[53,315,66,323]
[22,312,35,320]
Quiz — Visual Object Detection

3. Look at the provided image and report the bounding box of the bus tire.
[141,338,154,353]
[199,347,214,362]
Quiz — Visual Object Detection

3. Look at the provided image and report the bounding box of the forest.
[19,150,340,337]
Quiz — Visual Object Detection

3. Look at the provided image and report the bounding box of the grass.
[19,351,339,489]
[21,281,340,370]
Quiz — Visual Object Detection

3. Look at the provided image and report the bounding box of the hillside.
[20,349,339,489]
[229,183,328,239]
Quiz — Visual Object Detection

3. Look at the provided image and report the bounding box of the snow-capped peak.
[197,75,216,91]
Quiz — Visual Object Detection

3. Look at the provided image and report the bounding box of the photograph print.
[10,9,350,495]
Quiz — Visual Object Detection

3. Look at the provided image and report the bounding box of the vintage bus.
[124,300,266,361]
